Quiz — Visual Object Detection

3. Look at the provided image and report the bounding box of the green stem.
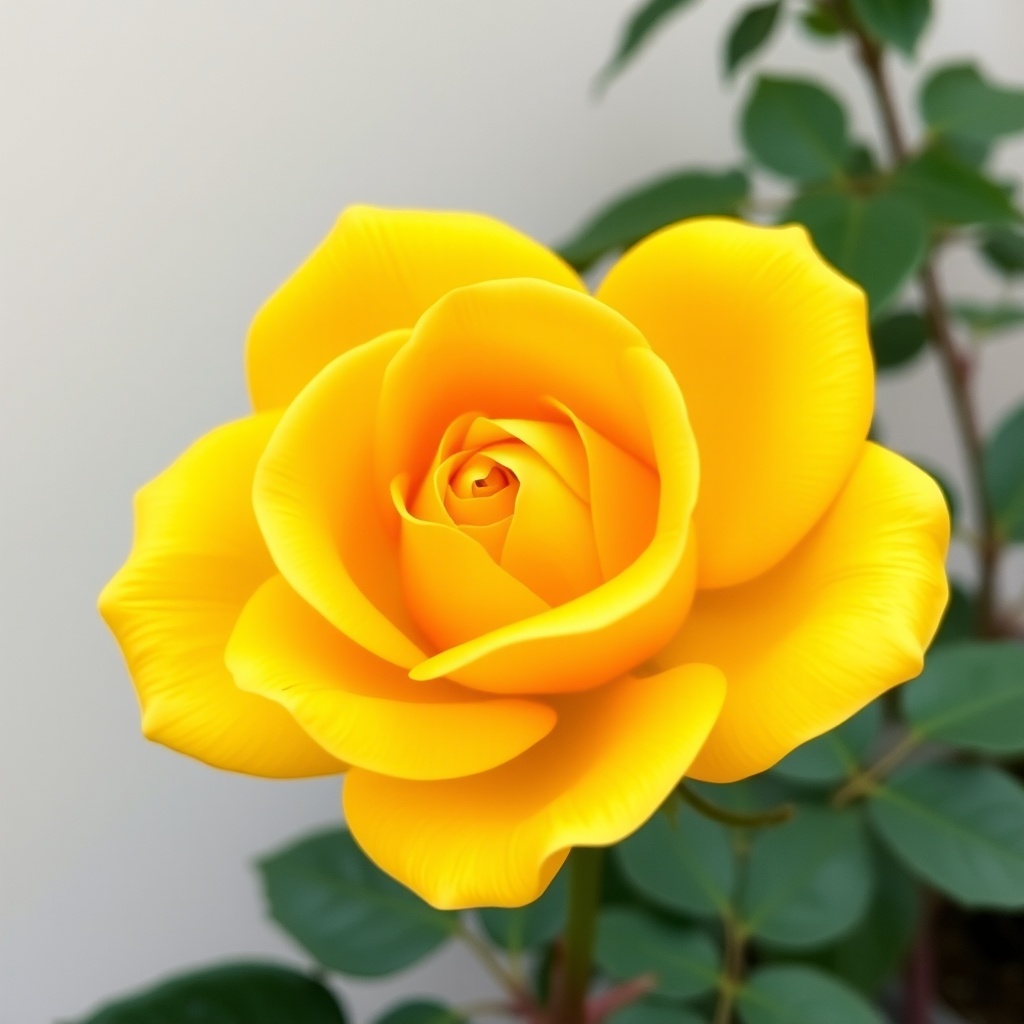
[832,732,919,806]
[558,847,605,1024]
[712,913,748,1024]
[678,783,795,828]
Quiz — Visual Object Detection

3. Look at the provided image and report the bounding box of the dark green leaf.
[943,133,993,169]
[934,582,978,646]
[741,76,849,181]
[984,401,1024,541]
[845,141,879,177]
[785,192,927,311]
[813,843,921,995]
[737,964,884,1024]
[771,702,883,786]
[725,3,782,77]
[77,963,346,1024]
[558,169,749,271]
[910,458,959,523]
[951,302,1024,334]
[870,310,929,369]
[258,828,456,976]
[981,226,1024,275]
[600,0,702,84]
[374,1003,465,1024]
[595,907,719,1000]
[868,762,1024,908]
[478,868,567,951]
[851,0,931,56]
[902,642,1024,754]
[609,1002,706,1024]
[740,806,874,948]
[921,63,1024,142]
[615,802,735,917]
[800,5,844,38]
[892,147,1020,225]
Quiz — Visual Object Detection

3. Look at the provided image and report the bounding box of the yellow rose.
[100,208,949,909]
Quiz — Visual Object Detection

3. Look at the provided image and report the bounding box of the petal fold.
[226,575,556,780]
[657,443,950,782]
[99,415,342,778]
[344,663,727,909]
[598,217,873,588]
[247,206,584,411]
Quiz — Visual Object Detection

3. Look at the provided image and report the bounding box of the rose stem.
[553,846,605,1024]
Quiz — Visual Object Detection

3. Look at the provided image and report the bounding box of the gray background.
[2,2,1022,1021]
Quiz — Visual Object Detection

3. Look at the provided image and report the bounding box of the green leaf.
[258,828,456,976]
[934,582,978,646]
[984,401,1024,541]
[980,226,1024,275]
[951,301,1024,334]
[478,868,567,951]
[800,5,844,38]
[870,310,929,370]
[740,806,873,948]
[771,702,882,787]
[868,762,1024,908]
[737,964,884,1024]
[594,907,719,1000]
[785,192,927,311]
[725,2,782,77]
[615,802,735,917]
[558,168,749,271]
[77,963,347,1024]
[921,63,1024,142]
[609,1002,706,1024]
[813,843,921,995]
[850,0,931,56]
[599,0,702,84]
[892,147,1021,225]
[902,642,1024,754]
[374,1003,465,1024]
[741,76,850,181]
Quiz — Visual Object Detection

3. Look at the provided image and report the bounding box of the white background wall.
[2,2,1022,1021]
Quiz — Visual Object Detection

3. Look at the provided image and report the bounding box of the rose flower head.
[100,208,949,909]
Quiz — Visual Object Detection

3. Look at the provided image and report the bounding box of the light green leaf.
[813,843,921,995]
[609,1002,706,1024]
[478,869,567,951]
[870,310,929,370]
[258,829,456,976]
[922,63,1024,142]
[725,2,782,77]
[902,642,1024,754]
[868,762,1024,908]
[785,192,927,311]
[951,302,1024,334]
[892,147,1020,225]
[980,226,1024,275]
[76,963,347,1024]
[594,908,719,1000]
[740,806,873,948]
[851,0,931,56]
[374,1003,465,1024]
[984,401,1024,541]
[558,168,749,271]
[737,965,884,1024]
[772,702,883,786]
[599,0,703,84]
[615,802,735,917]
[742,76,850,181]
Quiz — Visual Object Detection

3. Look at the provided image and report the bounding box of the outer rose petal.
[99,415,342,778]
[657,443,949,783]
[254,330,430,669]
[597,217,873,589]
[409,346,700,693]
[225,575,556,781]
[247,206,584,411]
[344,664,726,909]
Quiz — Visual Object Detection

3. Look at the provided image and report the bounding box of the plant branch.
[456,922,537,1013]
[712,913,747,1024]
[678,782,795,828]
[551,847,605,1024]
[850,25,1001,634]
[832,731,919,806]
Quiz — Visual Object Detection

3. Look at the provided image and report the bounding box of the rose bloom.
[101,209,948,908]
